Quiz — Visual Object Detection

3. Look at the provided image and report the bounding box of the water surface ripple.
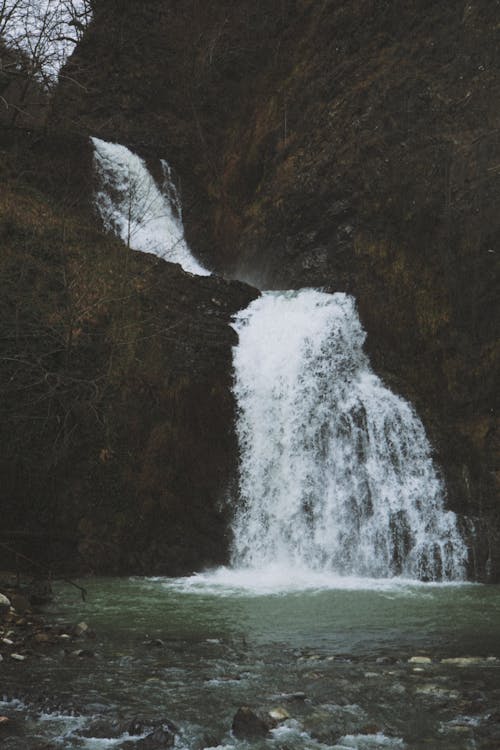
[2,577,500,749]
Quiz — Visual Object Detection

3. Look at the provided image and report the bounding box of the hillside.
[0,130,257,574]
[50,0,499,578]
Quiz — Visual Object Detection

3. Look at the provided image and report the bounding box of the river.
[2,574,500,749]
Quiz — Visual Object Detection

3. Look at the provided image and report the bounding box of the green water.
[2,576,500,749]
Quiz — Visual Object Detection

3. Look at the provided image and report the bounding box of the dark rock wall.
[29,1,500,577]
[0,137,258,574]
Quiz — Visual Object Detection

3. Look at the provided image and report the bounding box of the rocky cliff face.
[51,0,498,579]
[0,131,257,574]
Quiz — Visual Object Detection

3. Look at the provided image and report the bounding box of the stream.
[2,574,500,749]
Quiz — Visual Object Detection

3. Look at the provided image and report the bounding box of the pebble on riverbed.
[0,583,96,665]
[441,656,496,667]
[408,656,432,665]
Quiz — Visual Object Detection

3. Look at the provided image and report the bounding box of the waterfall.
[231,289,467,581]
[91,137,210,276]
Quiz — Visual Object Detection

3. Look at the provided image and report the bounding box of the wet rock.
[34,632,51,644]
[119,720,177,749]
[304,704,367,744]
[0,716,10,726]
[10,653,26,661]
[362,723,385,734]
[71,649,94,658]
[73,622,89,637]
[441,657,487,667]
[408,656,432,665]
[136,726,176,748]
[10,594,30,615]
[0,594,11,613]
[376,656,393,665]
[126,718,175,736]
[146,638,165,648]
[27,579,53,606]
[80,718,132,739]
[268,707,290,723]
[80,717,175,744]
[280,692,307,702]
[232,707,272,739]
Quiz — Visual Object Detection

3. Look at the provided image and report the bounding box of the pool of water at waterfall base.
[2,573,500,750]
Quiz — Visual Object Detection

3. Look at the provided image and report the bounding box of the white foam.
[332,734,405,749]
[157,565,468,597]
[230,290,467,582]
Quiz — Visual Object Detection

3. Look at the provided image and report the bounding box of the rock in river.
[232,707,272,739]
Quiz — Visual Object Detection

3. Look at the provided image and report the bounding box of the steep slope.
[49,1,500,578]
[0,131,258,574]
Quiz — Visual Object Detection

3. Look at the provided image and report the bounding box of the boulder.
[10,594,30,615]
[135,726,176,749]
[126,718,177,738]
[73,622,89,637]
[0,594,11,613]
[119,726,176,749]
[232,707,271,739]
[268,707,290,723]
[78,718,124,739]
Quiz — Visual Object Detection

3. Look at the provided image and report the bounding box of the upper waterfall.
[231,289,467,582]
[91,137,210,276]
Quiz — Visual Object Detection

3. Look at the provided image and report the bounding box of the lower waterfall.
[231,289,467,582]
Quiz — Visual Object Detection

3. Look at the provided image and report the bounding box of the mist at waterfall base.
[91,137,210,276]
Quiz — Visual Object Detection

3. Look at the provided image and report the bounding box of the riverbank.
[0,574,95,681]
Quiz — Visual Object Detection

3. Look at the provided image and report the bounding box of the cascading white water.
[231,289,467,582]
[91,137,210,276]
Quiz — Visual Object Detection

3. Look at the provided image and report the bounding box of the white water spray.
[91,137,210,276]
[231,289,467,582]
